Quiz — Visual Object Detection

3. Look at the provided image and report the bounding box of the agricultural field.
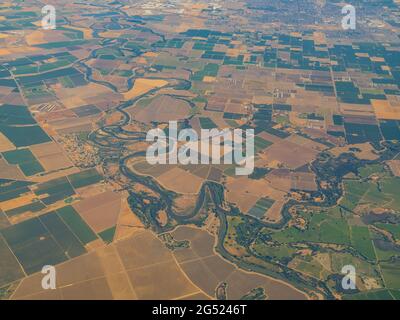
[1,0,400,302]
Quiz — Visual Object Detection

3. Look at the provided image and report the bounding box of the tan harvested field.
[130,160,174,178]
[31,142,73,172]
[31,167,80,184]
[285,134,327,152]
[172,227,216,263]
[329,143,379,160]
[0,193,39,212]
[157,89,197,98]
[0,210,10,229]
[115,230,202,299]
[224,102,246,114]
[133,95,191,124]
[156,167,204,194]
[266,169,292,192]
[54,83,120,109]
[340,103,375,117]
[25,30,47,46]
[0,132,15,152]
[115,231,175,269]
[225,176,286,213]
[73,191,121,233]
[49,117,96,131]
[56,123,93,135]
[126,260,198,299]
[191,165,211,179]
[291,172,317,191]
[372,99,400,120]
[179,292,210,300]
[67,25,93,39]
[171,226,307,300]
[260,138,318,169]
[257,131,283,144]
[37,153,73,172]
[178,259,221,296]
[0,159,25,180]
[265,200,286,223]
[114,197,145,240]
[387,160,400,177]
[12,230,206,300]
[60,277,114,300]
[30,142,64,158]
[124,78,168,100]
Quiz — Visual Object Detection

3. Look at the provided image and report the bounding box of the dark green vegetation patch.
[0,235,25,287]
[0,104,36,125]
[5,201,45,218]
[67,168,103,189]
[199,117,217,129]
[0,180,34,202]
[1,218,68,275]
[39,212,86,258]
[248,197,275,219]
[2,148,44,176]
[0,125,51,147]
[33,177,75,205]
[56,206,97,245]
[98,226,116,244]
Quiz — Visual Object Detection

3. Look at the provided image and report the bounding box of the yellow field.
[203,76,216,83]
[123,78,168,100]
[143,52,158,58]
[99,31,125,38]
[372,99,400,120]
[0,49,11,56]
[25,30,46,46]
[67,25,93,39]
[0,132,14,152]
[0,194,37,211]
[0,46,38,56]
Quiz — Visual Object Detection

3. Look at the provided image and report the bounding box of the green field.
[340,180,370,211]
[254,136,273,153]
[358,164,386,178]
[375,223,400,240]
[67,168,103,189]
[380,261,400,289]
[98,226,116,244]
[350,226,376,261]
[2,148,44,176]
[380,177,400,211]
[56,206,97,245]
[0,180,34,202]
[199,117,217,129]
[0,235,25,287]
[0,104,36,125]
[1,218,68,274]
[35,40,89,49]
[248,197,275,219]
[344,289,395,300]
[5,201,46,218]
[39,212,86,258]
[2,148,37,164]
[34,177,75,205]
[272,209,351,246]
[0,210,10,230]
[0,125,51,147]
